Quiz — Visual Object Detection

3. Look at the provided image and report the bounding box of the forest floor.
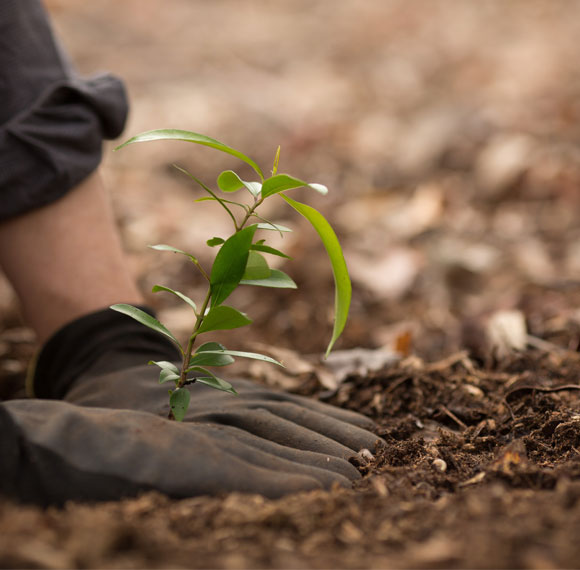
[2,1,580,568]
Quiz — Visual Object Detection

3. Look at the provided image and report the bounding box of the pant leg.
[0,0,129,221]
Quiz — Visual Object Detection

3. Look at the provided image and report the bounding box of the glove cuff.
[30,307,180,399]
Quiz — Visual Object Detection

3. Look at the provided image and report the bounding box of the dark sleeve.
[0,0,129,221]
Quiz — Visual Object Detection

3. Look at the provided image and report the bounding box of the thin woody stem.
[178,287,212,388]
[238,195,263,231]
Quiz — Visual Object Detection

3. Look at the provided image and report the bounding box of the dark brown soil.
[2,1,580,568]
[2,350,580,569]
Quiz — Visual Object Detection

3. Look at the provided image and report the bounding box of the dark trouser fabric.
[0,0,128,220]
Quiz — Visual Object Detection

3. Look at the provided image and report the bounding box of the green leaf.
[152,285,197,312]
[192,349,283,367]
[255,222,292,233]
[149,244,198,264]
[261,174,328,199]
[188,367,237,394]
[115,129,264,180]
[281,195,351,357]
[210,225,257,306]
[195,197,250,211]
[217,170,262,197]
[207,237,225,247]
[189,341,235,367]
[243,251,271,280]
[170,388,190,421]
[159,369,180,385]
[110,304,182,352]
[174,165,239,228]
[197,305,252,334]
[148,360,180,374]
[217,170,244,192]
[189,353,235,367]
[272,145,281,176]
[149,361,181,384]
[250,243,291,259]
[240,268,297,289]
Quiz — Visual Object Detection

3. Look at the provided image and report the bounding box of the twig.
[505,384,580,400]
[439,405,468,431]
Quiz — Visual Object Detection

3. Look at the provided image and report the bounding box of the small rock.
[358,448,375,462]
[432,458,448,473]
[487,309,527,355]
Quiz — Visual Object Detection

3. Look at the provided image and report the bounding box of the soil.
[2,351,580,569]
[2,1,580,568]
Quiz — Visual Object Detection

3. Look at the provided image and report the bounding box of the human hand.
[1,398,362,506]
[33,308,382,486]
[65,368,381,461]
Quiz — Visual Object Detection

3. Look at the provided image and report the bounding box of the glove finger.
[208,401,381,452]
[201,424,354,489]
[65,366,377,434]
[192,381,377,431]
[188,408,358,459]
[202,423,361,481]
[5,400,340,503]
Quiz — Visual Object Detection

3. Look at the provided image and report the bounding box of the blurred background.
[2,0,580,393]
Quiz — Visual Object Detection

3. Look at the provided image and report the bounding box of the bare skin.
[0,171,143,343]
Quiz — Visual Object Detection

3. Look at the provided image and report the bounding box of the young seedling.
[111,129,351,421]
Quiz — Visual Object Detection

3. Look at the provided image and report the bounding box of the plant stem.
[178,287,212,387]
[238,196,263,230]
[192,259,210,282]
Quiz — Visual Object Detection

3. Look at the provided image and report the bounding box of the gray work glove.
[66,371,379,461]
[1,398,359,507]
[32,309,382,496]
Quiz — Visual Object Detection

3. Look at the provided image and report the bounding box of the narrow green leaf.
[250,243,291,259]
[174,165,239,228]
[281,195,351,356]
[193,349,283,367]
[188,354,234,367]
[188,367,237,394]
[240,268,297,289]
[197,305,252,334]
[115,129,264,180]
[196,341,228,353]
[148,360,180,374]
[207,237,225,247]
[110,304,182,352]
[217,170,262,197]
[210,225,256,306]
[190,342,236,366]
[195,197,250,211]
[217,170,244,192]
[159,369,180,385]
[243,251,271,280]
[152,285,197,312]
[149,244,198,264]
[308,183,329,194]
[255,222,292,233]
[261,174,328,199]
[170,388,190,421]
[272,145,281,176]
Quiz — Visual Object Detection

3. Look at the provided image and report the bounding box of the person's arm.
[0,171,143,343]
[0,0,138,343]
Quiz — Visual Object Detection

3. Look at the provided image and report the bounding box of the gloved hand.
[1,398,360,507]
[32,308,382,483]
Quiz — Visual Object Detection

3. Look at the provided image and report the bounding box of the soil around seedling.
[2,349,580,569]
